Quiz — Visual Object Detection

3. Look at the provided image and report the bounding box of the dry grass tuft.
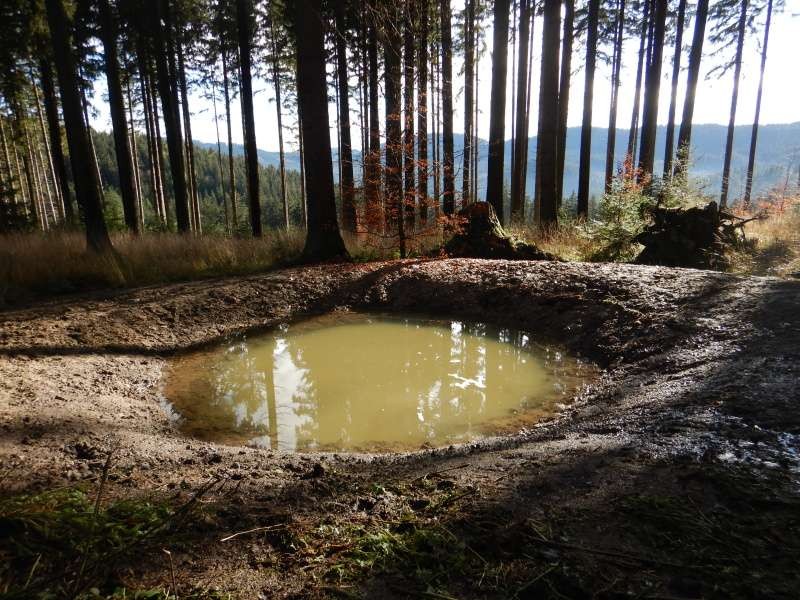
[0,229,305,306]
[727,193,800,277]
[508,222,599,262]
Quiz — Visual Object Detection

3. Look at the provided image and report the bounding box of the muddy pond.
[163,313,595,452]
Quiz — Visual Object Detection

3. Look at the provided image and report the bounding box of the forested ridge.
[209,121,800,203]
[93,130,305,232]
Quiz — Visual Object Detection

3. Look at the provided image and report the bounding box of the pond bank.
[1,259,798,598]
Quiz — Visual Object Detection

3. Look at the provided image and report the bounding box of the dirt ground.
[1,259,799,599]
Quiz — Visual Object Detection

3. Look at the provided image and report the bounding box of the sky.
[89,3,800,154]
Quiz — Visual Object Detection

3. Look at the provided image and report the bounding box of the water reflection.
[164,313,594,452]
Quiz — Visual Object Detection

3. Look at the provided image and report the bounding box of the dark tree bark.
[294,0,349,260]
[605,0,626,192]
[577,0,600,217]
[417,0,429,223]
[269,28,289,230]
[440,0,455,216]
[675,0,709,175]
[177,38,200,233]
[99,0,139,233]
[39,59,75,223]
[150,73,170,222]
[743,0,772,208]
[627,0,651,163]
[141,63,167,224]
[510,0,531,222]
[432,27,441,212]
[151,0,190,232]
[236,0,261,236]
[536,0,560,226]
[44,0,112,252]
[637,0,667,180]
[365,16,381,225]
[221,49,238,231]
[139,63,158,220]
[485,0,509,221]
[556,0,575,204]
[334,2,356,234]
[720,0,748,208]
[385,4,405,253]
[662,0,686,178]
[462,0,475,206]
[402,0,416,232]
[126,82,144,228]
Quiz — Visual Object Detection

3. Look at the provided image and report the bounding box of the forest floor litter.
[1,258,799,599]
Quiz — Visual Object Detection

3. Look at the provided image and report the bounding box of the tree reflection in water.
[164,313,595,452]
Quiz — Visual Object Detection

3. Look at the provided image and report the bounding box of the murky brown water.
[163,313,595,452]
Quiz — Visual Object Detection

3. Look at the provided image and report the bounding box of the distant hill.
[199,121,800,202]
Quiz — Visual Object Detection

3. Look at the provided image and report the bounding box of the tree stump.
[444,202,556,260]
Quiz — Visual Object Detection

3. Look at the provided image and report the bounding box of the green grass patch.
[0,486,207,599]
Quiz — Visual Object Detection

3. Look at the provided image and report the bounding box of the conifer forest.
[0,1,798,599]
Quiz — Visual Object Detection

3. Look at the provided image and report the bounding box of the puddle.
[162,313,596,452]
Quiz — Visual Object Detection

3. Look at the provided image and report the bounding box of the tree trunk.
[211,80,229,232]
[674,0,709,176]
[556,0,575,205]
[31,100,57,224]
[294,0,349,261]
[99,0,140,233]
[151,0,190,232]
[365,15,381,227]
[335,1,357,234]
[485,0,509,221]
[23,123,44,229]
[44,0,112,252]
[577,0,600,217]
[221,50,238,232]
[270,34,289,231]
[32,77,63,222]
[126,82,144,230]
[462,0,475,206]
[0,118,14,202]
[141,64,166,225]
[743,0,772,208]
[236,0,261,236]
[720,0,748,208]
[440,0,455,216]
[432,27,441,214]
[385,4,405,254]
[417,0,429,224]
[510,0,531,222]
[605,0,626,192]
[39,60,74,222]
[637,0,667,181]
[177,38,201,233]
[13,142,29,210]
[522,5,534,207]
[627,0,651,163]
[403,0,416,233]
[298,109,307,228]
[536,0,560,226]
[150,75,170,224]
[662,0,686,179]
